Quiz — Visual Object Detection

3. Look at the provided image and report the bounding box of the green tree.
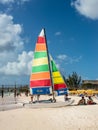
[65,72,81,90]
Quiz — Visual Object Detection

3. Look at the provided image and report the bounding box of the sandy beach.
[0,94,98,130]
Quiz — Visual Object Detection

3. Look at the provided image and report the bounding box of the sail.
[30,29,52,95]
[50,56,68,96]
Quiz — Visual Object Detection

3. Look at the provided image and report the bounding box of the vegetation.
[0,85,29,94]
[64,72,82,90]
[18,85,29,93]
[81,83,96,90]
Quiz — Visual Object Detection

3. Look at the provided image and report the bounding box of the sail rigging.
[30,29,68,96]
[30,29,52,95]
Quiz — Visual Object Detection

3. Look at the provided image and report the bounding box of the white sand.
[0,94,98,130]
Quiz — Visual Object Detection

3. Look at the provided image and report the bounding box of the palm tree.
[65,72,81,90]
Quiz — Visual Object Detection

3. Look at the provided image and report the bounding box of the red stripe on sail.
[30,79,51,88]
[54,83,67,90]
[37,37,46,43]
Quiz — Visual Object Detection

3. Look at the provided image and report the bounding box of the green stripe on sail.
[34,52,47,59]
[32,64,49,73]
[51,60,58,72]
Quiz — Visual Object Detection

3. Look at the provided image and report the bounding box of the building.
[82,80,98,89]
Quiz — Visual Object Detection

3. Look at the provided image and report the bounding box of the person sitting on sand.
[87,96,96,105]
[37,94,40,102]
[64,94,71,101]
[77,96,86,105]
[30,95,34,103]
[30,94,40,103]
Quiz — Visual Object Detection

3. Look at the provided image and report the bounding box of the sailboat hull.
[30,87,51,95]
[56,88,68,96]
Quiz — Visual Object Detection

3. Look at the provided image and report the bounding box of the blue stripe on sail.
[31,87,51,95]
[55,88,68,96]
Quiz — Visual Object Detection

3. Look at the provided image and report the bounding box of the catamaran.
[30,29,68,102]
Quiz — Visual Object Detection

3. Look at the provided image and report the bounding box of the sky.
[0,0,98,85]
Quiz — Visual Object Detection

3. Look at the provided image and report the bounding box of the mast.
[44,28,55,101]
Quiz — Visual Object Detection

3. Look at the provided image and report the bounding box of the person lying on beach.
[77,96,86,105]
[87,96,96,105]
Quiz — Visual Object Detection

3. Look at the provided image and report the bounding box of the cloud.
[55,54,82,75]
[0,0,14,4]
[0,13,23,52]
[0,51,34,75]
[56,54,82,64]
[71,0,98,20]
[0,0,30,4]
[0,13,29,77]
[55,32,61,36]
[0,13,34,84]
[69,56,82,64]
[57,54,68,60]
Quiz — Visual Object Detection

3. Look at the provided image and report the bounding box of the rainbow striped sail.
[30,29,52,95]
[30,29,68,96]
[50,56,68,96]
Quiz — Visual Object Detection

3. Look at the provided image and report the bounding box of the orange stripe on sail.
[35,44,46,51]
[30,72,50,80]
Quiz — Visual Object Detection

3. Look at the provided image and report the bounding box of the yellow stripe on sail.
[53,77,65,84]
[52,71,61,77]
[33,57,48,66]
